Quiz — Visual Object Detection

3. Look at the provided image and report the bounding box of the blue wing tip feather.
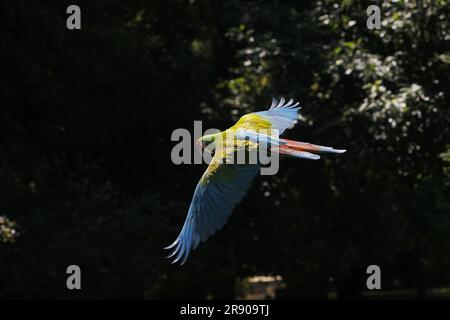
[270,97,301,110]
[164,242,188,265]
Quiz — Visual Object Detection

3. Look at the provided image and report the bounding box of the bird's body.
[165,98,345,264]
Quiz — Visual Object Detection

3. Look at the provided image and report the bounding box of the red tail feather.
[280,138,346,154]
[281,139,321,152]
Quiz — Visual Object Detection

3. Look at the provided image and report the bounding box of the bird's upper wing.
[165,144,260,264]
[231,97,301,135]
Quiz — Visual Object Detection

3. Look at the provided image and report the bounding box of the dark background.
[0,0,449,299]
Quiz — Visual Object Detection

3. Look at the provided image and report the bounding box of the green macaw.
[166,98,346,264]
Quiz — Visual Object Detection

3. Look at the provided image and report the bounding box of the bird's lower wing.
[165,156,259,265]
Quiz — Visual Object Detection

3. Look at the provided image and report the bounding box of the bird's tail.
[275,139,346,160]
[281,138,346,154]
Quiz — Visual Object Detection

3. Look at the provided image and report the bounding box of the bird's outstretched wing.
[165,98,315,265]
[231,97,300,135]
[165,148,259,265]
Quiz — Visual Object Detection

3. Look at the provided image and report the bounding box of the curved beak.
[195,138,203,151]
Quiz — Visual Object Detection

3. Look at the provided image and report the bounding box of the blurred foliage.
[0,0,449,298]
[0,215,19,243]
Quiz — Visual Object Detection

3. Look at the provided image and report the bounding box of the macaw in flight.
[165,98,346,264]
